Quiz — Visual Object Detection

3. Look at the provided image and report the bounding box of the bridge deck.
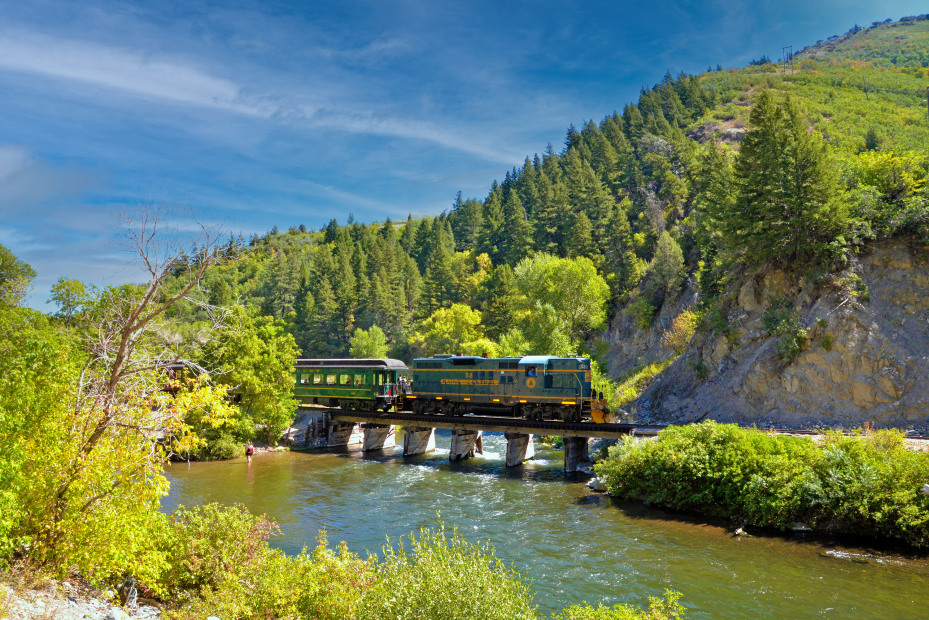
[323,409,666,439]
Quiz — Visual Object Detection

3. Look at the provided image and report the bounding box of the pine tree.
[481,264,517,340]
[645,231,685,308]
[730,91,847,266]
[500,190,532,265]
[478,183,504,261]
[420,225,455,316]
[413,217,433,272]
[400,215,417,255]
[604,200,641,296]
[566,212,595,258]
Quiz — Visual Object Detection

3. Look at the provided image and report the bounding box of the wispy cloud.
[0,144,102,214]
[0,29,273,116]
[0,28,517,164]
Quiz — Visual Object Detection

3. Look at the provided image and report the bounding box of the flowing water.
[163,430,929,618]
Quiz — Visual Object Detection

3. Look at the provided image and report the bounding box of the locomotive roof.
[518,355,589,366]
[295,358,408,370]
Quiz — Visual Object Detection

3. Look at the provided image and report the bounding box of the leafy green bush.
[626,297,657,330]
[661,310,699,354]
[357,524,538,620]
[200,432,243,460]
[763,298,807,362]
[554,591,685,620]
[594,422,929,547]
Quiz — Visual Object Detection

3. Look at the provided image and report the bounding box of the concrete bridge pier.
[563,436,589,474]
[504,432,535,467]
[449,429,483,461]
[403,426,436,457]
[362,424,396,452]
[327,422,363,449]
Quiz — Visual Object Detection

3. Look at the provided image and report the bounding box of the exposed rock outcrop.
[612,238,929,428]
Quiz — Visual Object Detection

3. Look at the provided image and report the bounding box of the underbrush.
[594,421,929,547]
[130,504,683,620]
[614,361,674,407]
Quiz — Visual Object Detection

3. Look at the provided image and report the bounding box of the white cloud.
[310,110,523,164]
[0,144,102,213]
[0,145,31,181]
[0,29,270,116]
[0,28,524,165]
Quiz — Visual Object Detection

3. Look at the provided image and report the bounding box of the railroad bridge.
[297,408,665,473]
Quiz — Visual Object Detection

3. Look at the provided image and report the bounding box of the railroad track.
[301,406,929,441]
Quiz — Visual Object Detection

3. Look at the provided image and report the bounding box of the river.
[163,430,929,618]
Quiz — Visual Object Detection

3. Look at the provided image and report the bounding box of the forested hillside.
[141,15,929,416]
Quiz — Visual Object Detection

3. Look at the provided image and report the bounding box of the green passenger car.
[294,358,409,412]
[408,354,609,423]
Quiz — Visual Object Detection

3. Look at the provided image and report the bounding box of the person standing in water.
[246,441,254,463]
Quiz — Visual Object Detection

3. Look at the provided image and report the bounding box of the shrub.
[626,297,657,330]
[554,590,685,620]
[357,523,538,620]
[763,298,807,362]
[661,310,699,354]
[200,432,243,460]
[594,422,929,547]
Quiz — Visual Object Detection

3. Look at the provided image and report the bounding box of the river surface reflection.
[163,430,929,618]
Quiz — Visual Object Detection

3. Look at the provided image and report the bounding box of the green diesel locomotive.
[407,354,609,423]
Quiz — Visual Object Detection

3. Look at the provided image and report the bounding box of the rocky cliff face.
[609,238,929,428]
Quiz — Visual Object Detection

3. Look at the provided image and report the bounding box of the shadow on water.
[594,494,929,562]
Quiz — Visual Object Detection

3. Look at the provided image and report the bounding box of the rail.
[302,406,929,441]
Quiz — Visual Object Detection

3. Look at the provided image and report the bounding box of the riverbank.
[0,572,161,620]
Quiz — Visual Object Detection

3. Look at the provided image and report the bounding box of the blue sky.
[1,0,926,309]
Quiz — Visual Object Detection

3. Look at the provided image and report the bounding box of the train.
[293,354,611,423]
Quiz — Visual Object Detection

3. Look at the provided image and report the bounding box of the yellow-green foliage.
[660,310,699,354]
[595,421,929,547]
[554,591,685,620]
[357,523,538,620]
[614,361,674,407]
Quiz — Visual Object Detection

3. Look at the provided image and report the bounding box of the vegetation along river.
[163,430,929,618]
